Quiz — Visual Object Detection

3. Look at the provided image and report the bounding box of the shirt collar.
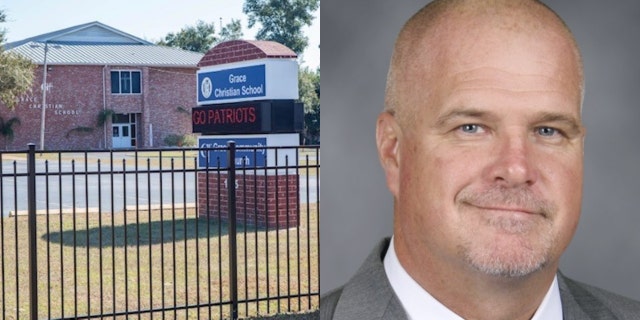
[532,273,562,320]
[383,237,563,320]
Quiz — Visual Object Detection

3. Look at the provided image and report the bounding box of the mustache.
[457,186,556,217]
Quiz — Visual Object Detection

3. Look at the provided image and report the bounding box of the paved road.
[1,157,318,216]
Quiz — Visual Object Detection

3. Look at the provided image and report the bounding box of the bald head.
[384,0,584,128]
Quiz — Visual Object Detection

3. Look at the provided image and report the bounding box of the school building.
[0,21,204,150]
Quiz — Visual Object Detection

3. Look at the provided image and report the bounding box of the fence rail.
[0,143,319,319]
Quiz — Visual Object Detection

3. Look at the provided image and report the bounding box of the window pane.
[132,71,141,94]
[112,126,119,137]
[110,71,120,93]
[113,114,129,124]
[121,71,131,94]
[122,126,129,137]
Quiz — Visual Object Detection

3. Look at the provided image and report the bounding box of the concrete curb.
[8,202,197,217]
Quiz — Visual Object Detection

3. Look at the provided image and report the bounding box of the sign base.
[197,172,299,229]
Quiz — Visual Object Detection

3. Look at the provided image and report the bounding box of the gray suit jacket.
[321,238,640,319]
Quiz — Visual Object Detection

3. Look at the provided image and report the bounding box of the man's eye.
[537,127,559,137]
[460,124,481,134]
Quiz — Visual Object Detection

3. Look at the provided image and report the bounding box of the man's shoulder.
[319,287,343,319]
[559,273,640,319]
[319,238,406,319]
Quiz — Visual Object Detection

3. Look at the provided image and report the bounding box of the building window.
[111,70,141,94]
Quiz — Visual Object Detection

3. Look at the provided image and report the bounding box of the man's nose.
[484,134,539,187]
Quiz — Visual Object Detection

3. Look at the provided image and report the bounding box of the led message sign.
[192,100,303,135]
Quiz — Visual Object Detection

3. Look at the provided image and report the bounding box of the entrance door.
[111,113,137,148]
[112,123,131,148]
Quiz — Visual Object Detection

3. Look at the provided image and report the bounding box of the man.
[321,0,640,319]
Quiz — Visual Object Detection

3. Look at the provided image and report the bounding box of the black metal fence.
[0,143,320,319]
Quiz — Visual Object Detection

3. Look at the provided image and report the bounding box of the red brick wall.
[144,67,196,147]
[0,64,197,150]
[198,172,300,229]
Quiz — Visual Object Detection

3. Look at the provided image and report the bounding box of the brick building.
[0,21,203,150]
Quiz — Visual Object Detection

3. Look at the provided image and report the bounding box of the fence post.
[227,141,238,319]
[27,143,38,320]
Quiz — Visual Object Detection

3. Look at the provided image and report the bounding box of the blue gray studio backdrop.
[321,0,640,300]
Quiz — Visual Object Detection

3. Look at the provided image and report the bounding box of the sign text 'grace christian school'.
[197,60,299,105]
[198,65,265,103]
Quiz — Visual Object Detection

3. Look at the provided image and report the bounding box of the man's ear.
[376,112,401,197]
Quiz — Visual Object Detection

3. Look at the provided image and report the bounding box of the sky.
[0,0,320,69]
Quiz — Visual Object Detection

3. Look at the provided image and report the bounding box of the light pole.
[31,41,60,150]
[39,42,50,150]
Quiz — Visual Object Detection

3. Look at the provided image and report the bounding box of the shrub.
[163,133,197,147]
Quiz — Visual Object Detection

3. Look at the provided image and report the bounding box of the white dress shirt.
[383,237,563,319]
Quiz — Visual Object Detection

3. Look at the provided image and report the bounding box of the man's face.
[382,22,584,278]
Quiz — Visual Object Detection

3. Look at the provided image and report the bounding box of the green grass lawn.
[0,206,319,319]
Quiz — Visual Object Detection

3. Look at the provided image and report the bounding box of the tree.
[298,67,319,145]
[243,0,319,55]
[0,10,35,109]
[0,116,21,147]
[218,19,243,43]
[0,10,5,43]
[157,20,216,53]
[157,19,244,53]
